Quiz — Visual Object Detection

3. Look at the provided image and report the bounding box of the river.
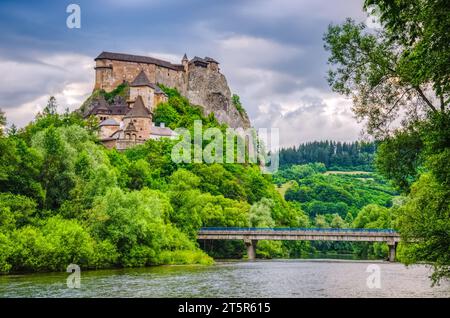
[1,260,449,298]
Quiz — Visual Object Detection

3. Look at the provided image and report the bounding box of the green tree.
[0,138,45,204]
[396,173,450,284]
[324,0,450,281]
[43,96,58,116]
[8,216,118,272]
[324,16,449,138]
[0,109,6,135]
[352,204,392,229]
[364,0,450,100]
[330,213,346,228]
[0,193,37,231]
[249,198,275,227]
[232,94,246,115]
[375,128,423,192]
[126,159,153,190]
[89,187,210,266]
[0,138,19,183]
[0,233,13,272]
[153,103,180,129]
[314,215,329,228]
[34,126,76,209]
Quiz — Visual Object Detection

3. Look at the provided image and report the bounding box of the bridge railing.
[199,227,398,234]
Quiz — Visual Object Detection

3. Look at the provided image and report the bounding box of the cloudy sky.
[0,0,371,147]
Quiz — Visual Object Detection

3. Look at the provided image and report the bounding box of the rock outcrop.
[186,65,250,129]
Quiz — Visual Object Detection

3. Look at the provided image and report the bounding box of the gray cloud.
[0,0,368,146]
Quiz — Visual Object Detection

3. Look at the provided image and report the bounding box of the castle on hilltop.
[84,51,250,150]
[94,51,220,94]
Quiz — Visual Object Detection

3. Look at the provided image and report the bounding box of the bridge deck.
[198,227,400,244]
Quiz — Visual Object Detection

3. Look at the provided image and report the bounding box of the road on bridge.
[198,227,401,261]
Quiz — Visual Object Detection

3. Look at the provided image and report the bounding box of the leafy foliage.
[154,85,223,130]
[276,163,397,257]
[0,94,311,273]
[375,128,423,192]
[283,167,396,219]
[279,141,376,171]
[395,173,450,284]
[364,0,450,99]
[324,13,449,138]
[325,1,450,282]
[232,94,246,116]
[102,82,129,103]
[0,109,5,135]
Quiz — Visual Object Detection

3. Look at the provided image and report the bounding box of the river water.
[1,260,449,298]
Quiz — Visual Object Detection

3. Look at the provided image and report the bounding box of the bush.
[256,241,286,259]
[0,233,13,273]
[156,250,213,265]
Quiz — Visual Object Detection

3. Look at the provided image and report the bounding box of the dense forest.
[272,162,398,258]
[278,141,376,171]
[0,87,314,273]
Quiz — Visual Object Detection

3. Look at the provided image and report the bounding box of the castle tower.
[205,57,219,72]
[122,95,152,141]
[129,70,155,110]
[182,53,189,72]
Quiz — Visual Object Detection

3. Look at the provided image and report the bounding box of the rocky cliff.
[186,67,251,129]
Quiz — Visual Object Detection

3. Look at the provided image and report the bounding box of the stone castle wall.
[95,59,156,91]
[99,125,119,139]
[155,66,187,95]
[129,86,154,110]
[94,59,185,93]
[94,55,250,128]
[123,117,152,140]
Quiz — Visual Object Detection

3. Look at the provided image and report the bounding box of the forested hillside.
[278,141,376,171]
[272,163,398,258]
[0,88,311,273]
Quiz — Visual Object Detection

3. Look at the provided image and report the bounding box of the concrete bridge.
[198,227,401,262]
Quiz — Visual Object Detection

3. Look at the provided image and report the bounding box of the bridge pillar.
[244,239,258,260]
[388,243,397,262]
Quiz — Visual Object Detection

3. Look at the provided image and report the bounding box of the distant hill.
[278,141,376,171]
